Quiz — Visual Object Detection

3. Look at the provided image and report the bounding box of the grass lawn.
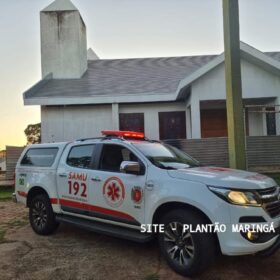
[0,186,14,201]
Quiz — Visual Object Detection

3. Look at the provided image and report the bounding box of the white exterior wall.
[41,103,188,142]
[41,105,113,143]
[119,103,187,140]
[248,110,264,136]
[190,59,280,138]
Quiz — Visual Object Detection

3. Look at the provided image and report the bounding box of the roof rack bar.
[75,136,126,142]
[76,137,104,142]
[101,136,125,141]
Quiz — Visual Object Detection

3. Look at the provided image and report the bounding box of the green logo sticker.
[19,178,25,186]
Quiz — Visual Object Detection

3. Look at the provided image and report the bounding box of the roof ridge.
[42,0,78,12]
[87,54,218,62]
[87,52,280,62]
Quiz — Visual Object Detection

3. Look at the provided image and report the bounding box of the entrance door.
[201,109,228,138]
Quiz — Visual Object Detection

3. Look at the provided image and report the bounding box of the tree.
[24,123,41,144]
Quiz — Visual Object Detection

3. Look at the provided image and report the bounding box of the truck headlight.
[208,186,262,207]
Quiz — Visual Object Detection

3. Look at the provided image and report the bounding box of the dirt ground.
[0,201,279,280]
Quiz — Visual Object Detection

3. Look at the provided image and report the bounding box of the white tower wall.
[40,0,87,79]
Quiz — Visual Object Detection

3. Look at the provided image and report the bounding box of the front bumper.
[218,204,280,256]
[257,235,280,257]
[218,225,279,256]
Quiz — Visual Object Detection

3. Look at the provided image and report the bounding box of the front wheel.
[158,209,216,277]
[29,194,59,235]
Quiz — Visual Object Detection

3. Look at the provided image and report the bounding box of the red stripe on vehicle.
[16,193,133,222]
[50,198,59,204]
[59,198,135,222]
[18,191,58,203]
[17,191,27,198]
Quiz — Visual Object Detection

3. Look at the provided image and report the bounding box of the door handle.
[58,173,67,178]
[145,181,154,191]
[91,177,102,182]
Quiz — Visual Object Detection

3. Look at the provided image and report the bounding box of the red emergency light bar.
[101,130,145,139]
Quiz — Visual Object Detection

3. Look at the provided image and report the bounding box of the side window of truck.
[67,145,95,169]
[99,144,139,172]
[21,148,58,167]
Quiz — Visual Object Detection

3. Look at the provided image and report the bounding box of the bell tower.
[40,0,87,79]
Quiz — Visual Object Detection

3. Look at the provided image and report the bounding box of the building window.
[266,108,276,136]
[119,113,144,132]
[159,111,186,140]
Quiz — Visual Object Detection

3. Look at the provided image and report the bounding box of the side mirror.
[120,161,141,175]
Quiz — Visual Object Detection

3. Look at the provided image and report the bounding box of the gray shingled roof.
[266,52,280,62]
[25,55,217,99]
[24,52,280,100]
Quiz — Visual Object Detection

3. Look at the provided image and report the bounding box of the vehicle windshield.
[133,142,200,170]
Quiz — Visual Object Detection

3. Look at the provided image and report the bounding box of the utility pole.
[223,0,246,170]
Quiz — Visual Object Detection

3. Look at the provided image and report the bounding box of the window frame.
[20,147,59,167]
[66,144,96,170]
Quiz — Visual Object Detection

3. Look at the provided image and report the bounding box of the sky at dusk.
[1,0,280,150]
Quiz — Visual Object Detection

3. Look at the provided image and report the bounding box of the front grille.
[257,187,280,218]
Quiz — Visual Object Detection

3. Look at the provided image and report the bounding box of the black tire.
[158,208,216,277]
[29,194,59,235]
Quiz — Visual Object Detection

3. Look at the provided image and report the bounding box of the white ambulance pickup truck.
[14,131,280,276]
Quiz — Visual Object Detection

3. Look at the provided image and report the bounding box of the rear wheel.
[158,209,216,277]
[29,194,59,235]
